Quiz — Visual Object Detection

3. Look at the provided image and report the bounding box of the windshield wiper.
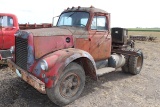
[67,12,76,19]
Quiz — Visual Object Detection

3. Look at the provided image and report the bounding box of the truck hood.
[25,27,89,59]
[25,26,88,38]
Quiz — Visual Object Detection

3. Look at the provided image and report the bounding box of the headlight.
[40,60,48,71]
[10,46,15,54]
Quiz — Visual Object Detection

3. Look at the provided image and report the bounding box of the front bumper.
[0,50,12,64]
[7,59,46,94]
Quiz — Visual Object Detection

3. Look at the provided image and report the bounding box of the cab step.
[96,67,116,76]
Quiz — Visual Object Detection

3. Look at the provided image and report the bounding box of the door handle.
[12,27,16,29]
[106,35,111,39]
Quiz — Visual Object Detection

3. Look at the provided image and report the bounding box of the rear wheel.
[122,47,132,73]
[46,62,85,106]
[122,55,129,73]
[129,50,143,75]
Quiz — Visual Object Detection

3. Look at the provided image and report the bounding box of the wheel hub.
[60,73,80,98]
[137,55,142,70]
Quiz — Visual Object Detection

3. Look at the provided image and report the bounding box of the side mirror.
[52,16,59,26]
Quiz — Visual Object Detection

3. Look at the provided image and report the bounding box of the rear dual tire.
[122,50,143,75]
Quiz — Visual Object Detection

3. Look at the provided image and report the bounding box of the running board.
[96,67,116,76]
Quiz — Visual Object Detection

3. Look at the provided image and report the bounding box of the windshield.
[57,12,89,27]
[0,16,13,27]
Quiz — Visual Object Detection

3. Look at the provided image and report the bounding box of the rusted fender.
[33,48,97,88]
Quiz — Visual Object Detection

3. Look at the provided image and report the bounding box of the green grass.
[128,28,160,32]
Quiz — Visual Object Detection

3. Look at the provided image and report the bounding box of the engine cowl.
[34,35,73,58]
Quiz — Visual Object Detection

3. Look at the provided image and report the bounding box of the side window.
[2,16,7,27]
[1,16,13,27]
[8,16,13,27]
[91,16,107,30]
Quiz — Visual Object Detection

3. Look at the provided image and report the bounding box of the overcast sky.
[0,0,159,28]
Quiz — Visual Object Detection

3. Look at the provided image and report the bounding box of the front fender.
[33,48,97,88]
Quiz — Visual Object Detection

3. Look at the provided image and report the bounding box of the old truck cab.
[0,13,52,64]
[8,6,143,106]
[0,13,19,63]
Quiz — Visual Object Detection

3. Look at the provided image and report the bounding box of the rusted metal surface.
[59,73,80,98]
[34,35,74,58]
[21,6,111,61]
[6,7,144,106]
[25,27,72,36]
[112,48,141,57]
[75,38,90,53]
[10,44,97,88]
[62,7,108,14]
[27,26,89,58]
[130,35,157,41]
[75,31,111,61]
[32,48,97,88]
[25,27,88,37]
[13,31,89,88]
[9,6,111,88]
[7,59,46,94]
[19,23,52,30]
[89,31,111,61]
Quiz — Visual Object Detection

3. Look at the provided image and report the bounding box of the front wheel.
[46,62,85,106]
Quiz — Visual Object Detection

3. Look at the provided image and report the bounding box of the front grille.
[15,37,28,71]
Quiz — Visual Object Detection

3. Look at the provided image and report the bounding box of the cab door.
[2,16,16,49]
[89,15,111,61]
[0,16,3,49]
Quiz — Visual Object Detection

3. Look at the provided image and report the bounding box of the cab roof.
[62,6,108,14]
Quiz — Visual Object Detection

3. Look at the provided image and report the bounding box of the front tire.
[46,62,85,106]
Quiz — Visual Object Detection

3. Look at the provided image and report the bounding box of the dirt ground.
[0,40,160,107]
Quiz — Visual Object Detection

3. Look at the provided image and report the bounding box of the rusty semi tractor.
[8,6,143,106]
